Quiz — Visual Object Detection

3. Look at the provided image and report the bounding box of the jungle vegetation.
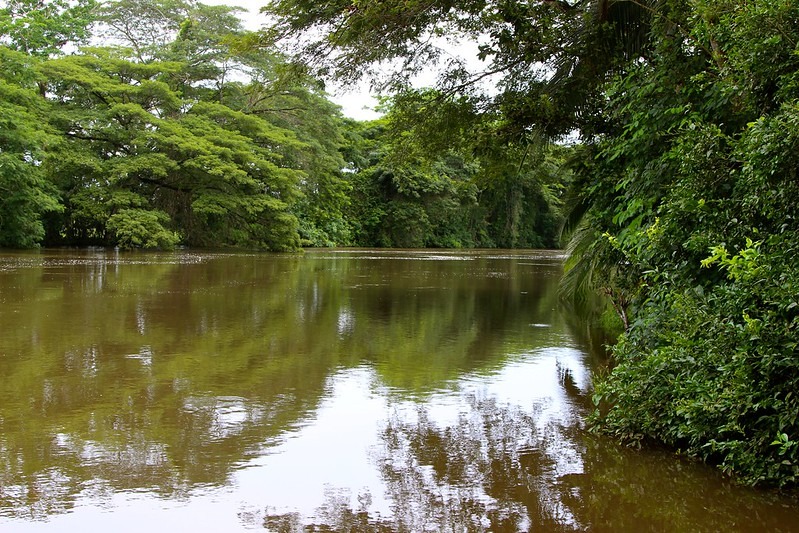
[2,0,799,488]
[0,0,567,250]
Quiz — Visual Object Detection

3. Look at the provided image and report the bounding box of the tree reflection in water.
[259,385,799,533]
[377,396,579,532]
[261,392,584,532]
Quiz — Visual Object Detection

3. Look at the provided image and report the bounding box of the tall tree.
[0,47,61,247]
[40,48,304,249]
[0,0,97,57]
[226,52,354,246]
[94,0,357,247]
[95,0,241,61]
[96,0,247,101]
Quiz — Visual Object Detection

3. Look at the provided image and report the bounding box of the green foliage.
[584,0,799,487]
[593,235,799,487]
[0,0,97,57]
[0,48,61,247]
[229,60,354,247]
[0,0,377,251]
[38,47,305,250]
[264,0,663,138]
[342,91,570,249]
[107,208,180,249]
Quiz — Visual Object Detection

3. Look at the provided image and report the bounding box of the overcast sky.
[200,0,382,120]
[202,1,492,121]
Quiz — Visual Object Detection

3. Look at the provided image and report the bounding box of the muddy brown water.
[0,249,797,532]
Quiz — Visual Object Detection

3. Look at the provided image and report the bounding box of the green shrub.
[593,235,799,487]
[107,208,180,249]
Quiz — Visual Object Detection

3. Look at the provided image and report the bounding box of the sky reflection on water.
[0,249,798,532]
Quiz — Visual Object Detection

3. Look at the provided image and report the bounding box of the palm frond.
[559,216,605,304]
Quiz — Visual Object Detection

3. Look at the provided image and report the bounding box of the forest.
[2,0,799,488]
[0,0,566,251]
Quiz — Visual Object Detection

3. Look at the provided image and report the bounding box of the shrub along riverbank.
[578,1,799,487]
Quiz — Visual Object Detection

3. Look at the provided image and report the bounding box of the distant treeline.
[0,0,568,251]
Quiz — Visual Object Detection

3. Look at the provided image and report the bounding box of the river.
[0,248,797,532]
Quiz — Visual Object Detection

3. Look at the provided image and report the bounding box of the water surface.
[0,249,797,531]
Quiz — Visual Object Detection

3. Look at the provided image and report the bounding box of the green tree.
[342,90,567,249]
[96,0,247,103]
[0,47,61,247]
[41,48,304,250]
[0,0,97,57]
[96,0,240,60]
[97,0,356,247]
[0,0,97,248]
[226,54,354,247]
[341,100,484,248]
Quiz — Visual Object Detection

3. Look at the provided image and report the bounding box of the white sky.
[202,0,383,120]
[203,1,496,121]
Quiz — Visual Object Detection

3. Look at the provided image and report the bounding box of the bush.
[584,2,799,487]
[107,208,180,249]
[593,233,799,487]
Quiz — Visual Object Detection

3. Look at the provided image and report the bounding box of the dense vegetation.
[582,2,799,487]
[3,0,799,488]
[0,0,566,250]
[343,91,566,248]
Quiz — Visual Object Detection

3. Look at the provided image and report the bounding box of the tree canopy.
[0,0,97,57]
[0,0,570,250]
[263,0,657,138]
